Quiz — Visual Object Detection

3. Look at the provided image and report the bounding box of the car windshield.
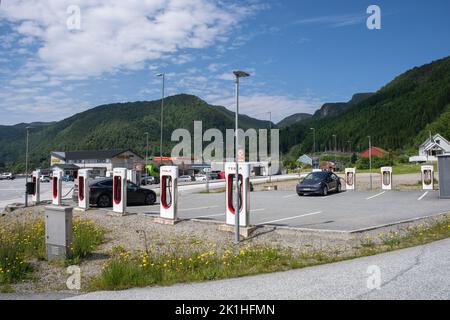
[303,172,328,183]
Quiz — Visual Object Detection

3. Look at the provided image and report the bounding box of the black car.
[296,171,342,196]
[89,178,157,207]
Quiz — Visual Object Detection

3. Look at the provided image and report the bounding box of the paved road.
[70,238,450,300]
[128,190,450,232]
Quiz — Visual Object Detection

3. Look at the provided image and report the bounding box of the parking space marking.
[252,208,266,212]
[258,211,321,226]
[366,191,386,200]
[418,191,428,201]
[282,194,297,199]
[179,205,220,212]
[193,213,224,218]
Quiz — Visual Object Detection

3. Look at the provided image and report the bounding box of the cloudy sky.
[0,0,449,125]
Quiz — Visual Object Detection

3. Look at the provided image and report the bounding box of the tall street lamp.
[156,73,165,166]
[267,111,272,184]
[24,126,31,207]
[368,136,372,190]
[144,132,149,168]
[233,70,250,244]
[310,127,316,168]
[333,134,337,167]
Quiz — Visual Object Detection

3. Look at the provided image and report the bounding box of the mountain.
[281,56,450,158]
[312,93,374,119]
[277,113,312,128]
[0,94,272,172]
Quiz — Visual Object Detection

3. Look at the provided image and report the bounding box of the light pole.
[24,126,31,207]
[333,134,337,168]
[144,132,149,168]
[310,128,316,168]
[267,111,272,184]
[368,136,372,190]
[233,70,250,244]
[156,73,165,166]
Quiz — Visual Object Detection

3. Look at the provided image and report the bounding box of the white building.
[50,149,143,176]
[409,134,450,163]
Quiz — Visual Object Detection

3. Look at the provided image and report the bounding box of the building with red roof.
[360,146,388,158]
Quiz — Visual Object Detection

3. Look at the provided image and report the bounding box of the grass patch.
[90,215,450,291]
[0,217,105,285]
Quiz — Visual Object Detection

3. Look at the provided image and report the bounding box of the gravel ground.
[1,199,447,295]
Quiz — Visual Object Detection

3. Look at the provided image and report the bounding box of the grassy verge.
[0,217,105,287]
[89,215,449,291]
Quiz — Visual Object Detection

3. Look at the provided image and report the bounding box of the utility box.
[438,155,450,199]
[45,206,73,261]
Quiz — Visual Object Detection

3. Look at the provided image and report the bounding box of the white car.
[39,175,51,183]
[194,174,207,182]
[179,175,193,183]
[0,172,15,180]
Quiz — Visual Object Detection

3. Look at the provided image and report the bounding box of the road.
[70,238,450,300]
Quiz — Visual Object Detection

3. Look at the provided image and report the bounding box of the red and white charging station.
[345,168,356,190]
[78,169,91,210]
[113,168,127,213]
[381,167,393,190]
[32,170,41,204]
[421,165,434,190]
[225,162,250,227]
[160,166,178,220]
[52,170,63,206]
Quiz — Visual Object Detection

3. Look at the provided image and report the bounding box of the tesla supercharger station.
[421,165,434,190]
[345,168,356,190]
[113,168,127,214]
[52,170,63,206]
[32,170,41,204]
[78,169,91,210]
[225,162,250,227]
[381,167,393,190]
[160,166,178,220]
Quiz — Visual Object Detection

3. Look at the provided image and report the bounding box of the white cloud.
[1,0,257,79]
[209,94,322,123]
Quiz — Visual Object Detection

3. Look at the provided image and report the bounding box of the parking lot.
[128,190,450,233]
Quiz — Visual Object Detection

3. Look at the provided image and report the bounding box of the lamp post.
[267,111,272,184]
[24,126,31,207]
[333,134,337,168]
[368,136,372,190]
[144,132,149,168]
[233,70,250,244]
[156,73,165,166]
[310,128,316,168]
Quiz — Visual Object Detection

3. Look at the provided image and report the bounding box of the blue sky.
[0,0,449,125]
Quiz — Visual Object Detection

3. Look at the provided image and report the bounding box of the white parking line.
[418,191,428,201]
[179,205,220,212]
[282,194,297,199]
[366,191,386,200]
[193,213,224,218]
[252,208,266,212]
[258,211,321,226]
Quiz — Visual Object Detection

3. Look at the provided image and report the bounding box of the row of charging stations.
[344,166,434,191]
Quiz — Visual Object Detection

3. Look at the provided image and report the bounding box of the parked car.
[296,171,341,196]
[89,178,157,208]
[39,175,51,183]
[218,171,226,180]
[179,175,193,183]
[62,175,74,182]
[0,172,15,180]
[208,172,219,180]
[141,175,159,185]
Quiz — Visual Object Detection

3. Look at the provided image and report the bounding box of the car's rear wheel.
[297,192,304,196]
[322,186,328,196]
[337,183,342,193]
[145,193,156,205]
[97,194,111,208]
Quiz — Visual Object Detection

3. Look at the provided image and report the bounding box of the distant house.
[409,134,450,163]
[50,149,143,176]
[320,161,336,171]
[298,154,319,168]
[360,146,388,158]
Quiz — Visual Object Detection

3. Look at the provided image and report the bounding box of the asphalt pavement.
[69,238,450,300]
